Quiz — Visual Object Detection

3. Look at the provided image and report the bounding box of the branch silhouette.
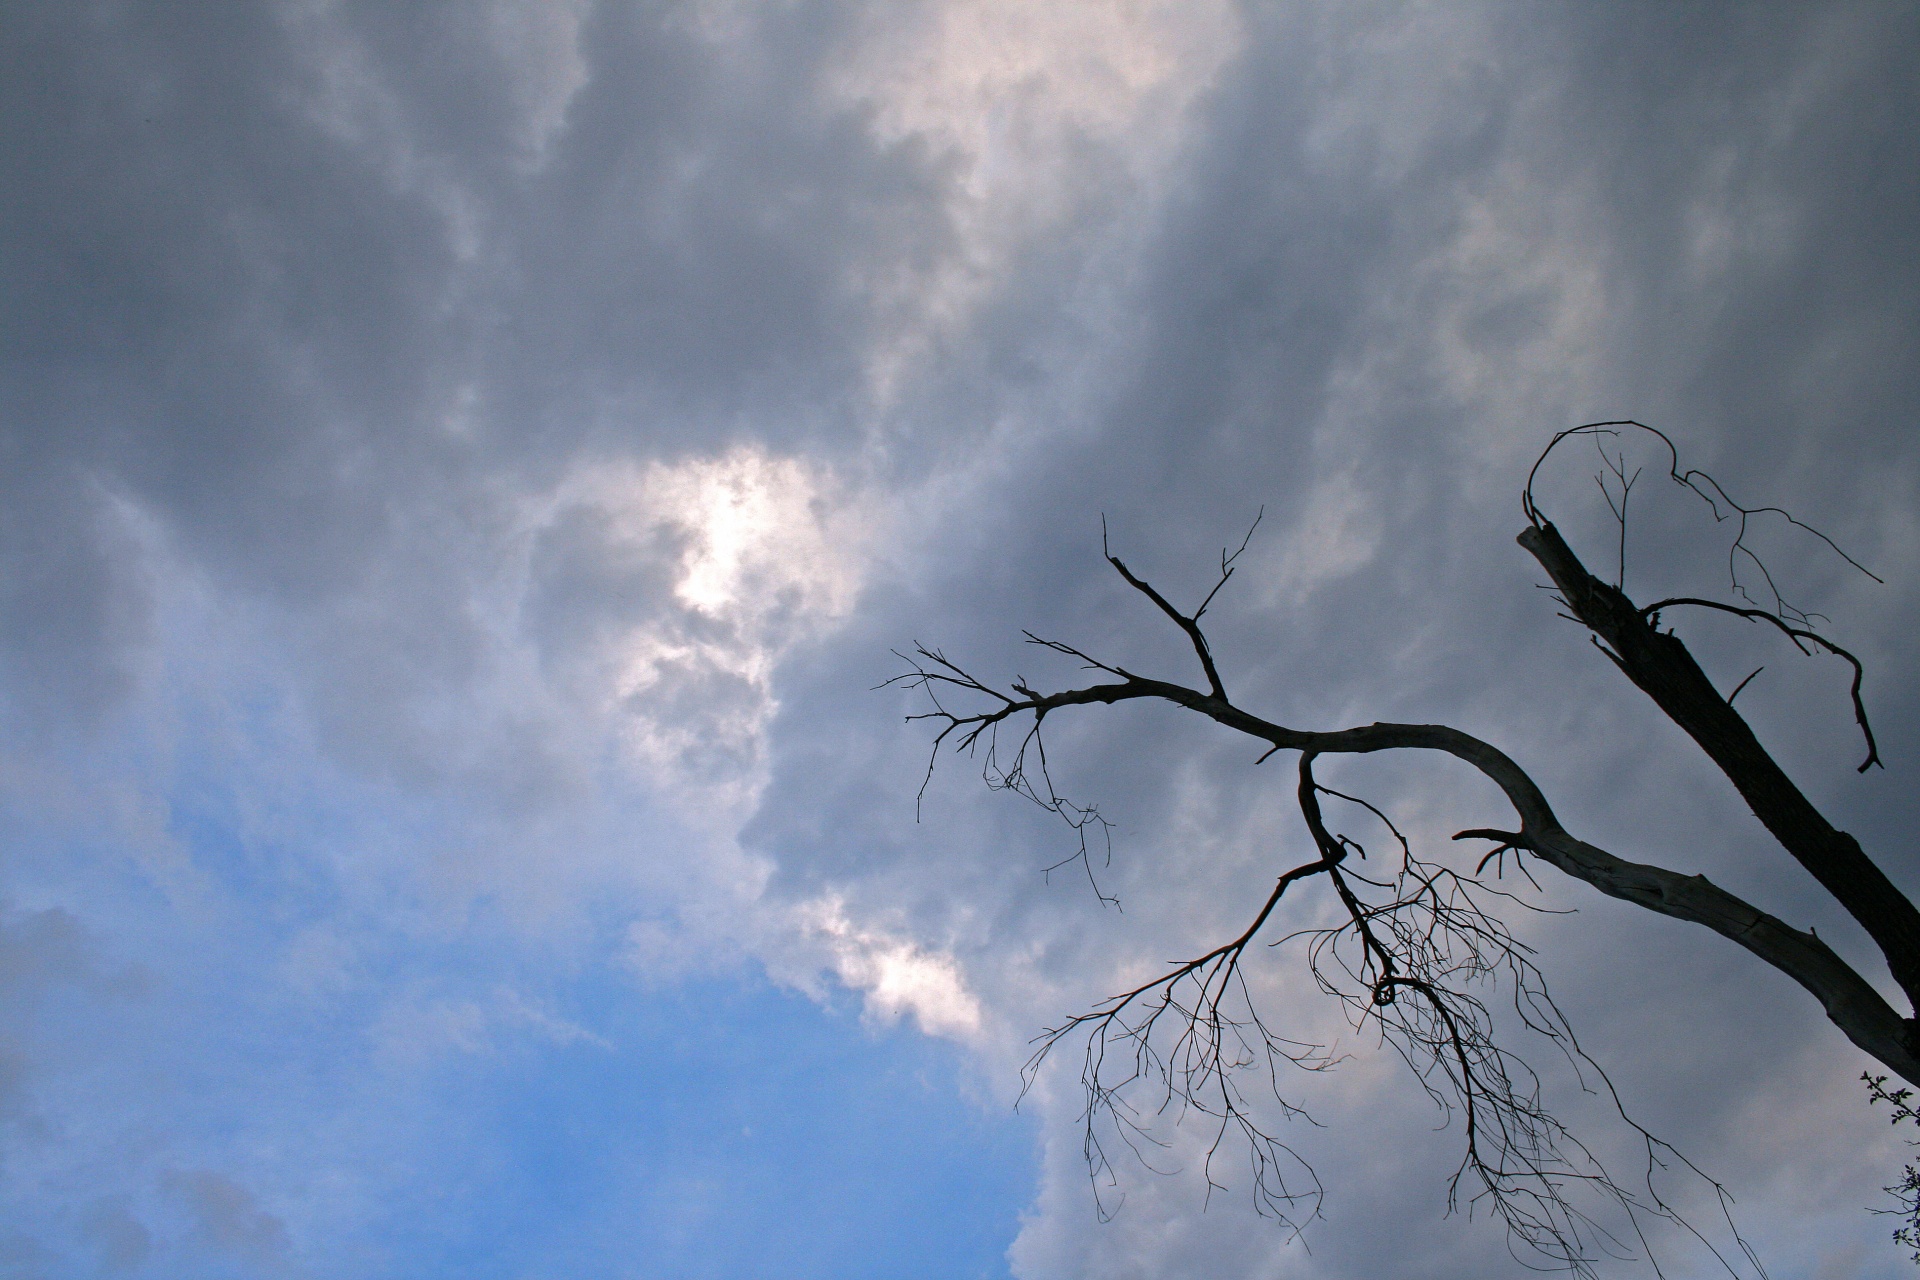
[893,427,1907,1275]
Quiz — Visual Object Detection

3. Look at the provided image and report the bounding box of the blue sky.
[4,2,1920,1277]
[4,694,1031,1279]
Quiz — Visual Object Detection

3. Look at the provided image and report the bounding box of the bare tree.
[892,423,1912,1275]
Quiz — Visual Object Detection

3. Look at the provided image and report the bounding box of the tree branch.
[1639,595,1881,772]
[1101,513,1259,701]
[893,642,1920,1086]
[1519,520,1920,1023]
[898,466,1915,1270]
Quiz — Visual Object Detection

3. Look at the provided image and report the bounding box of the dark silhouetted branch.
[896,428,1909,1274]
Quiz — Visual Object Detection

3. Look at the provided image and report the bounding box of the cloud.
[78,1196,152,1274]
[829,0,1243,403]
[160,1169,296,1273]
[528,445,869,802]
[792,896,983,1040]
[2,1,1919,1277]
[372,983,613,1066]
[1249,472,1380,607]
[485,0,594,170]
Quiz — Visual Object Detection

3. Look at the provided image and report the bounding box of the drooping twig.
[1524,420,1881,627]
[1639,596,1881,772]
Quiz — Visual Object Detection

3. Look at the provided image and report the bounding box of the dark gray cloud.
[4,1,1919,1276]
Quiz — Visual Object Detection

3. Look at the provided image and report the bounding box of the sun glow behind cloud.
[540,446,868,800]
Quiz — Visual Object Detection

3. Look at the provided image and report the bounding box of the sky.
[3,2,1920,1277]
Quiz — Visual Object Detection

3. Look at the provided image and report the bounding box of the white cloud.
[791,896,983,1041]
[530,445,870,811]
[830,0,1243,403]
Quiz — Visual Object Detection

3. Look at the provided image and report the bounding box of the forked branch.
[1100,512,1260,702]
[1639,596,1880,771]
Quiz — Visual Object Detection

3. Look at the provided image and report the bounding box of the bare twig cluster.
[1526,421,1883,628]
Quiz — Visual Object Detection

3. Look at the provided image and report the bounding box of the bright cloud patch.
[797,897,984,1042]
[831,0,1243,402]
[525,447,868,809]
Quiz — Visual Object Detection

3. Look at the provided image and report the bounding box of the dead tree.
[891,423,1912,1275]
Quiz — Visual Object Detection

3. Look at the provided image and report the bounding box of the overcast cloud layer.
[4,3,1920,1277]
